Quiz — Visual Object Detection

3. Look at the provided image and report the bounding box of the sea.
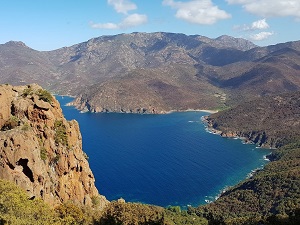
[57,96,271,208]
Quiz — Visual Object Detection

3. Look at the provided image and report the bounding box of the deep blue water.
[57,96,271,208]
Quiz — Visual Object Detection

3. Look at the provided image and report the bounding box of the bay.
[57,96,270,208]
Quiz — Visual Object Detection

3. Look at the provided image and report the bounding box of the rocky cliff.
[0,84,107,208]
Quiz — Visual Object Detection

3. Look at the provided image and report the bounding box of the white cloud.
[234,19,273,41]
[108,0,137,14]
[250,31,274,41]
[226,0,300,18]
[90,14,148,30]
[163,0,231,25]
[235,18,270,31]
[119,13,148,28]
[251,18,269,30]
[91,1,147,30]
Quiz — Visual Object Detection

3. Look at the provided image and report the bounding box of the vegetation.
[22,86,53,103]
[0,180,208,225]
[40,147,47,161]
[0,179,60,225]
[55,202,95,225]
[21,86,34,97]
[186,141,300,224]
[99,201,165,225]
[0,179,103,225]
[164,206,208,225]
[192,92,300,224]
[54,120,68,146]
[36,88,53,103]
[98,201,208,225]
[206,91,300,148]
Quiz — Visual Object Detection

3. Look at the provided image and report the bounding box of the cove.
[57,96,271,208]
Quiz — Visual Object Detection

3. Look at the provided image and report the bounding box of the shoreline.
[164,109,218,114]
[57,96,220,115]
[55,94,220,115]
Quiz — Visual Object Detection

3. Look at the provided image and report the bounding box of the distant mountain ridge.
[1,32,300,113]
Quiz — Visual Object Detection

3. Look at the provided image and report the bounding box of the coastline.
[201,115,274,209]
[60,97,219,115]
[203,117,277,149]
[199,109,219,114]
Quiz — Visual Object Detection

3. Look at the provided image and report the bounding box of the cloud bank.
[163,0,231,25]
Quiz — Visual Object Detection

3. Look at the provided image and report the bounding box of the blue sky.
[1,0,299,51]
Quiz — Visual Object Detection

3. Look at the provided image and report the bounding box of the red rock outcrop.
[0,84,108,208]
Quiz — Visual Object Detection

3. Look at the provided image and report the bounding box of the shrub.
[40,147,47,161]
[54,120,68,146]
[22,86,33,97]
[36,89,53,103]
[0,179,60,225]
[55,202,85,224]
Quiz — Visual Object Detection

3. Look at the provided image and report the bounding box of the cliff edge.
[0,84,107,208]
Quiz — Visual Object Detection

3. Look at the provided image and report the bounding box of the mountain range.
[1,32,300,113]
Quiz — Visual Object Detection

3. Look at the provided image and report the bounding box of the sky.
[1,0,299,51]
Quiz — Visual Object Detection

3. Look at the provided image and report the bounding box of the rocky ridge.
[0,84,107,208]
[204,91,300,148]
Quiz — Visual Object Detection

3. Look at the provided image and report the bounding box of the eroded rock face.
[0,84,108,208]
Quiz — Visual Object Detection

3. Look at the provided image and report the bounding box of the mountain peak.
[4,41,29,48]
[215,35,257,50]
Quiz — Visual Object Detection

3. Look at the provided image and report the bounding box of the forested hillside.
[191,92,300,224]
[205,91,300,148]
